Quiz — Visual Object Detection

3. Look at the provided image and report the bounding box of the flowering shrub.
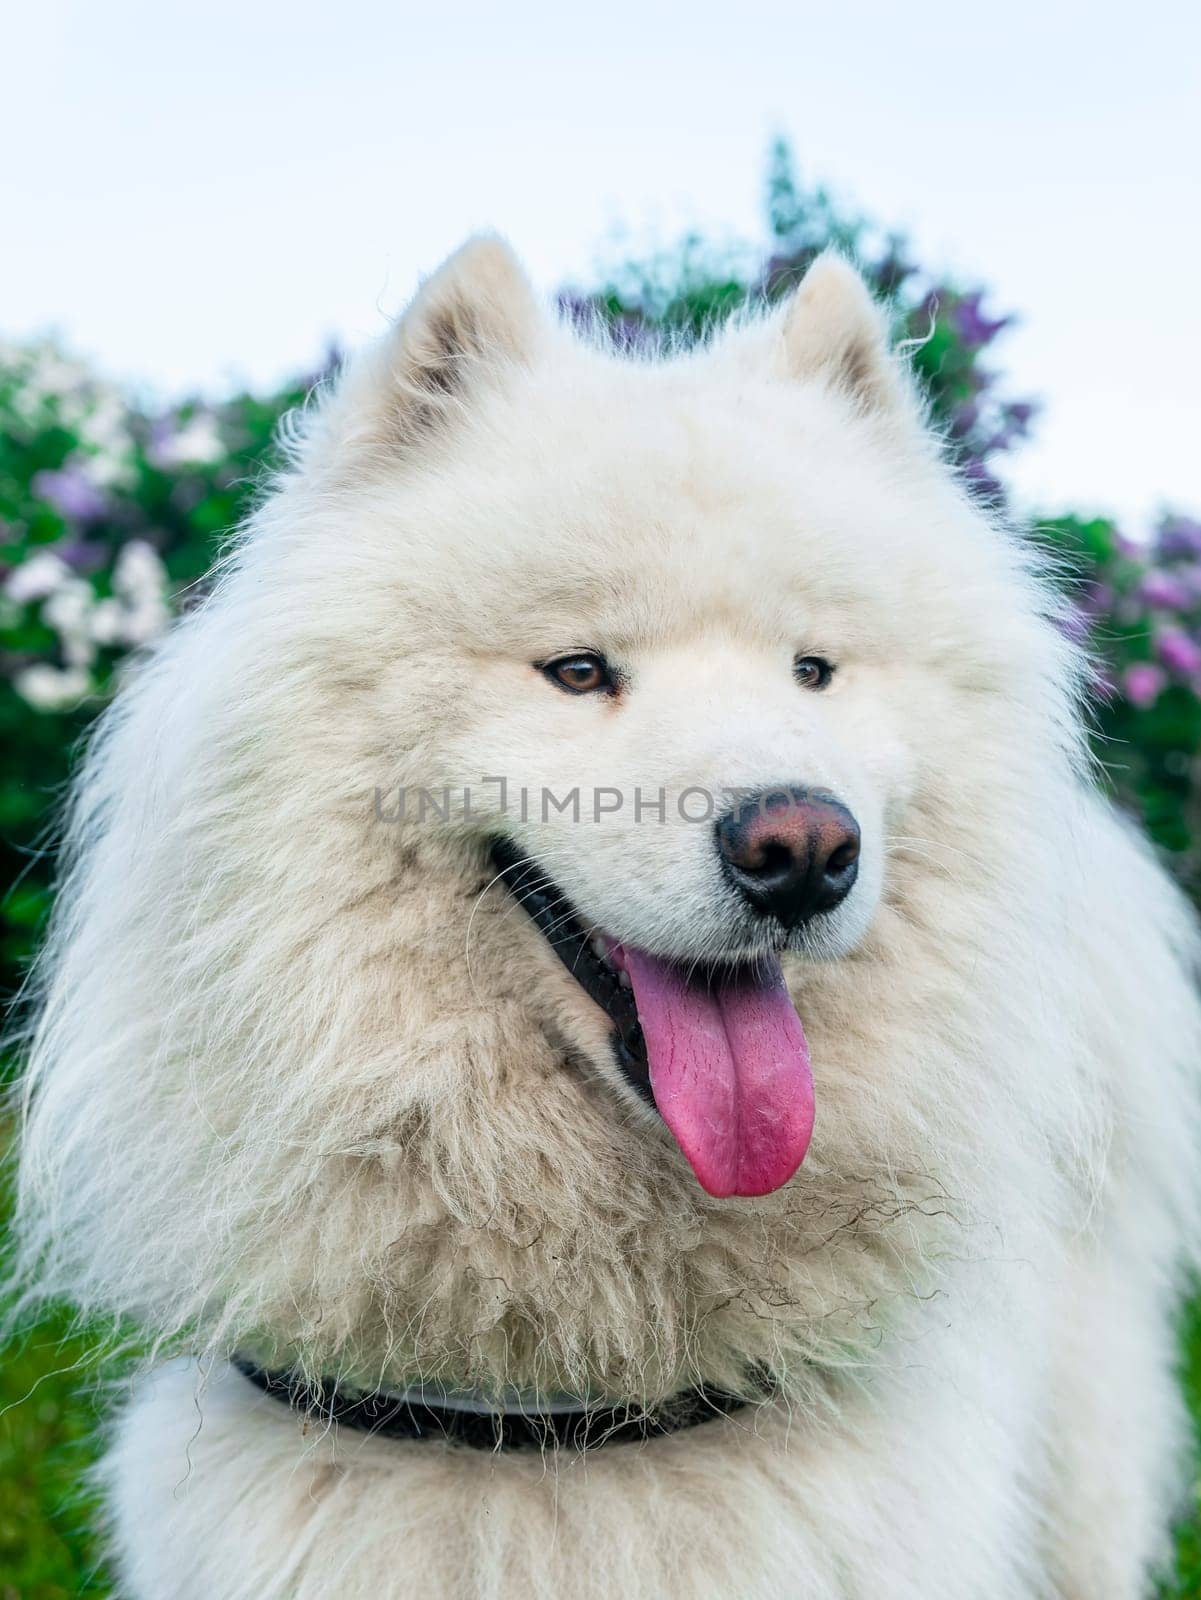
[0,143,1197,999]
[559,139,1037,504]
[1046,511,1201,889]
[0,341,322,983]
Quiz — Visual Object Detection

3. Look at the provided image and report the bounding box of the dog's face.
[311,239,1054,1205]
[418,420,914,1200]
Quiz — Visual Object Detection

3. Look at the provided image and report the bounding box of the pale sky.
[5,0,1198,527]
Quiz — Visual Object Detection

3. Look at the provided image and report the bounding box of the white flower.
[5,550,71,604]
[112,539,168,604]
[120,601,170,646]
[42,578,98,668]
[87,455,135,489]
[111,542,172,644]
[151,412,224,467]
[83,542,172,648]
[79,391,135,485]
[14,663,92,712]
[42,576,93,635]
[8,346,93,425]
[89,597,124,646]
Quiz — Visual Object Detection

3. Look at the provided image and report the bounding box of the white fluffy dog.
[13,239,1201,1599]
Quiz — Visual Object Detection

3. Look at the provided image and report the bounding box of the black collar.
[233,1356,752,1451]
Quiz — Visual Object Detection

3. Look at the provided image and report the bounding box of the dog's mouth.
[490,839,815,1199]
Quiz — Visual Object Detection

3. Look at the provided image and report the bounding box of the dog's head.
[18,239,1085,1397]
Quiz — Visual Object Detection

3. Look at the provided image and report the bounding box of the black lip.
[488,838,653,1105]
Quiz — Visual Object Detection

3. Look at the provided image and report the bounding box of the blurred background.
[1,2,1199,1594]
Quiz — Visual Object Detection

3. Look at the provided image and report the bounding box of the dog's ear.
[329,235,548,458]
[772,252,915,419]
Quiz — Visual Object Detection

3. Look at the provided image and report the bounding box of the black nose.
[715,786,860,928]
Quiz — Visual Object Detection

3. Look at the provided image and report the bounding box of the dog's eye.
[793,655,834,690]
[540,652,614,695]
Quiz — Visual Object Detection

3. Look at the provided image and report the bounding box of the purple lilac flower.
[1156,629,1201,679]
[1123,663,1166,708]
[949,401,979,439]
[761,252,808,296]
[951,292,1011,349]
[145,416,176,464]
[1002,401,1036,432]
[1079,579,1116,618]
[1138,571,1196,612]
[556,291,601,334]
[609,313,655,355]
[1157,516,1201,560]
[917,289,941,324]
[984,429,1018,455]
[872,248,914,295]
[54,537,108,575]
[959,455,1004,502]
[985,401,1039,454]
[31,466,107,523]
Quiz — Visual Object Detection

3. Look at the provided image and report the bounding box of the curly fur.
[11,238,1201,1598]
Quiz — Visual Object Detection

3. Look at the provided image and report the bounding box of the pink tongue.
[619,948,814,1199]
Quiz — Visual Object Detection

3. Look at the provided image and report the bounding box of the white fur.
[12,238,1201,1597]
